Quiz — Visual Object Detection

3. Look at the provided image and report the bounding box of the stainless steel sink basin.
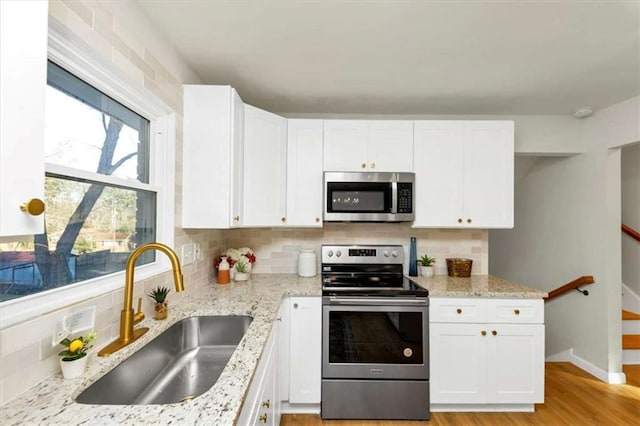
[76,315,253,405]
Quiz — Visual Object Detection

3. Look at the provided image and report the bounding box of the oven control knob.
[336,250,342,257]
[327,250,334,257]
[383,250,389,257]
[391,250,398,258]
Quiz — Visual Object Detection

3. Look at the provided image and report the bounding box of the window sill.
[0,258,172,330]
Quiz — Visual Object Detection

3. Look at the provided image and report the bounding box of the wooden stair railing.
[622,223,640,242]
[544,276,595,302]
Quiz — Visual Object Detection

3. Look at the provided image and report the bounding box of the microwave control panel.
[397,182,413,213]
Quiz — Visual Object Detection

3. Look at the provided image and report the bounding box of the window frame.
[0,23,176,329]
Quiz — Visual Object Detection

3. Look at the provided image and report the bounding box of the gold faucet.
[98,242,185,356]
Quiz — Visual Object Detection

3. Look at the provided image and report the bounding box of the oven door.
[322,296,429,380]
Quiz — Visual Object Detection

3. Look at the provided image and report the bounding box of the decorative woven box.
[446,258,473,277]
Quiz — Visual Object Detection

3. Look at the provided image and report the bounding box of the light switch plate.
[181,243,194,265]
[52,306,96,347]
[194,243,202,261]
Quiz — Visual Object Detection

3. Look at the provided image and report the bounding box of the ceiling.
[135,0,639,115]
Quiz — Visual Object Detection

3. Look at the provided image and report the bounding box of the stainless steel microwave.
[324,172,415,222]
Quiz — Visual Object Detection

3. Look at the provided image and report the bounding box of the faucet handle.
[133,297,145,324]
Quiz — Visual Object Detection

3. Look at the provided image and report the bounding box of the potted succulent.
[58,333,96,379]
[148,286,170,320]
[418,254,436,278]
[234,260,250,281]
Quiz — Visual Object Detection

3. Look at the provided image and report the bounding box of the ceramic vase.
[419,266,434,278]
[234,272,249,281]
[60,356,88,380]
[154,302,168,320]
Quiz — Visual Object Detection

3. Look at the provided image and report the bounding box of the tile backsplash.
[226,223,488,276]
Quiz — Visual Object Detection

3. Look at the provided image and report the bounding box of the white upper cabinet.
[323,120,413,172]
[413,120,514,228]
[0,0,47,238]
[286,120,323,227]
[242,104,288,227]
[182,85,244,228]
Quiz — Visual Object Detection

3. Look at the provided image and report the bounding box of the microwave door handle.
[391,181,398,213]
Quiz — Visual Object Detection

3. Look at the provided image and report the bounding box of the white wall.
[490,96,640,378]
[621,143,640,298]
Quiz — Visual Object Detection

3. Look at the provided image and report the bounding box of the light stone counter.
[1,274,321,426]
[1,273,544,425]
[410,274,548,298]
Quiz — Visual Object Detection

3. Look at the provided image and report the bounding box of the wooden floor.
[281,363,640,426]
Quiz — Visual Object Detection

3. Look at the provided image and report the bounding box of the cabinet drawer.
[486,299,543,324]
[430,298,488,323]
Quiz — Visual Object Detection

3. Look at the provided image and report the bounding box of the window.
[0,62,158,302]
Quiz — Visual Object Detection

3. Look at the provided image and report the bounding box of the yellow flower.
[69,339,84,353]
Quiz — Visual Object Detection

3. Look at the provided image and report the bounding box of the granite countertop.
[411,274,548,298]
[1,273,544,425]
[1,274,321,426]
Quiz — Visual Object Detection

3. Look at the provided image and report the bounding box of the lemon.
[69,339,84,353]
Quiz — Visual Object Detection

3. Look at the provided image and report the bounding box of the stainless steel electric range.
[321,244,430,421]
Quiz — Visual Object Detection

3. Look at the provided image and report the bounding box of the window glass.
[0,62,156,302]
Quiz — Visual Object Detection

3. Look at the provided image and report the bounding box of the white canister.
[297,249,317,277]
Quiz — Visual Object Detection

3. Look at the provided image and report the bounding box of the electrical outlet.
[193,243,202,261]
[181,244,194,265]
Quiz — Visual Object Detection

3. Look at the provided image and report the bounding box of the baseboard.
[431,404,534,412]
[280,402,321,414]
[546,349,627,384]
[622,282,640,313]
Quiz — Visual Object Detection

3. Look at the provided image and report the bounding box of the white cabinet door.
[286,120,323,227]
[237,323,279,425]
[289,297,322,403]
[413,120,513,228]
[463,121,514,228]
[323,120,413,172]
[367,120,414,172]
[0,0,47,237]
[413,121,464,227]
[242,104,287,227]
[323,120,368,171]
[429,323,487,404]
[486,324,544,403]
[182,85,243,228]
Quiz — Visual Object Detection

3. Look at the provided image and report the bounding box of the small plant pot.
[154,302,168,320]
[60,356,88,380]
[234,272,249,282]
[419,266,434,278]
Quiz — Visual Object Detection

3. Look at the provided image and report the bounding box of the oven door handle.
[326,297,428,306]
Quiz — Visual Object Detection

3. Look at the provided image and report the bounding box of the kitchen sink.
[76,315,253,405]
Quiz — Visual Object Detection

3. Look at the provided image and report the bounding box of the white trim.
[45,163,160,192]
[280,402,321,414]
[431,404,535,412]
[622,349,640,365]
[622,282,640,314]
[0,15,177,330]
[546,349,627,384]
[47,19,170,119]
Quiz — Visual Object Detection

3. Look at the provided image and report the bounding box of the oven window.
[328,311,424,364]
[326,182,391,213]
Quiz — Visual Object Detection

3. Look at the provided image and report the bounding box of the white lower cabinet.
[430,297,544,409]
[288,297,322,403]
[237,323,281,426]
[278,296,322,413]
